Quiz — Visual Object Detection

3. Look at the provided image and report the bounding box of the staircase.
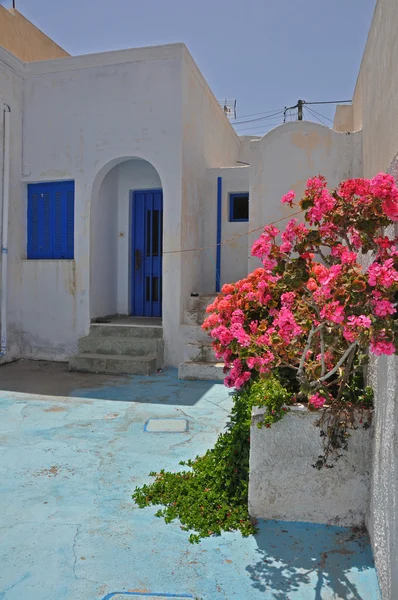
[178,294,225,381]
[69,321,163,375]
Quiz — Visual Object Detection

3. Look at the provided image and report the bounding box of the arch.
[89,156,163,319]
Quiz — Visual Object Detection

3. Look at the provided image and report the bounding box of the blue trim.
[102,593,194,599]
[131,188,163,317]
[143,418,189,433]
[216,176,222,293]
[229,193,249,222]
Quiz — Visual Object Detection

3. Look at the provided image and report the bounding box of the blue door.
[131,189,163,317]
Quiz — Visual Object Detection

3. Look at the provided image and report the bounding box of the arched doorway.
[90,157,163,320]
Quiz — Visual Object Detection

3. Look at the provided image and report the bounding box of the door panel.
[132,189,163,317]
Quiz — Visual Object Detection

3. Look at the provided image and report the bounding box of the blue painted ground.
[0,369,380,599]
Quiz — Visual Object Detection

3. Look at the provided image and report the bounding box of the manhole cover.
[102,593,195,599]
[144,418,189,433]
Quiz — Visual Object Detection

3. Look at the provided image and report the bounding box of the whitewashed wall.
[0,48,24,363]
[90,166,118,319]
[203,166,250,292]
[21,45,185,364]
[249,406,373,526]
[181,50,241,315]
[367,354,398,600]
[248,122,363,271]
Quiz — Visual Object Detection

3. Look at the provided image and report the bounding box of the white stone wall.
[247,121,363,271]
[249,406,373,526]
[20,45,185,364]
[367,355,398,600]
[181,50,241,313]
[203,167,250,292]
[0,49,24,364]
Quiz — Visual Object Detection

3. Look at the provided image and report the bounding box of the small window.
[229,193,249,222]
[27,181,74,259]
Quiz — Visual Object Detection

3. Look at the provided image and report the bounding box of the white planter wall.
[249,405,373,527]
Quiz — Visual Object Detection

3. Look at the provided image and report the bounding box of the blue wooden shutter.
[28,181,74,259]
[66,186,74,259]
[53,191,63,258]
[27,190,40,258]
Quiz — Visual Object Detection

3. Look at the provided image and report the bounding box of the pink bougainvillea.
[203,173,398,399]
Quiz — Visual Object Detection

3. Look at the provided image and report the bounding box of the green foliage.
[133,376,291,543]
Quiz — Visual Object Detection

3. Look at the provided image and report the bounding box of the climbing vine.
[133,377,290,543]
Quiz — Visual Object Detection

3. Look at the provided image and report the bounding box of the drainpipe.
[0,104,11,357]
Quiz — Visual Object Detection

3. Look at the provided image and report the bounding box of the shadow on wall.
[246,521,380,600]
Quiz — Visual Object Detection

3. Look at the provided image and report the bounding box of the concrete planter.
[248,405,373,526]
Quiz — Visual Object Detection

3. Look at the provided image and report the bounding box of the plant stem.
[311,342,358,388]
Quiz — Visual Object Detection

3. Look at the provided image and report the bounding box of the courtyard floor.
[0,361,381,599]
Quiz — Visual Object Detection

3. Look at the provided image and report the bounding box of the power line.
[305,100,351,105]
[234,120,283,132]
[305,106,334,124]
[233,107,285,121]
[232,110,285,126]
[305,106,329,127]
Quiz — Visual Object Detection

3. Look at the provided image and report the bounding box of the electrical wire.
[305,106,329,127]
[305,105,334,124]
[234,120,284,132]
[163,209,304,255]
[232,110,285,126]
[233,107,285,121]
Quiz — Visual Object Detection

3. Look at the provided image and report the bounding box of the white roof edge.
[24,42,187,75]
[0,45,24,76]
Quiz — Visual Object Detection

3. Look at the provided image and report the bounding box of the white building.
[0,12,362,376]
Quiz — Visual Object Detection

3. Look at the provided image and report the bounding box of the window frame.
[27,180,75,260]
[229,192,249,222]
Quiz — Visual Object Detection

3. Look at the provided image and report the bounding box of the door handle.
[135,249,142,271]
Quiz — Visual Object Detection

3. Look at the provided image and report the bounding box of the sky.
[4,0,377,135]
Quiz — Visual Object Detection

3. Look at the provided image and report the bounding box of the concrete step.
[181,324,213,344]
[90,324,163,339]
[178,361,225,381]
[184,342,217,363]
[69,353,157,375]
[78,335,163,358]
[184,295,217,326]
[187,294,217,312]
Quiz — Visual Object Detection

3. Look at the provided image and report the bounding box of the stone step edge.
[70,353,157,362]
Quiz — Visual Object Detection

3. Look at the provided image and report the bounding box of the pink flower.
[370,173,398,200]
[307,188,336,224]
[372,297,396,317]
[281,292,296,308]
[370,338,396,356]
[368,259,398,288]
[320,301,345,324]
[382,197,398,221]
[231,309,245,324]
[309,393,327,409]
[281,190,296,206]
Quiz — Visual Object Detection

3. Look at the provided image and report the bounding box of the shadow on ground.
[247,521,379,600]
[0,360,227,407]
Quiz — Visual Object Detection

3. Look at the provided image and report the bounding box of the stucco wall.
[203,167,250,292]
[248,122,363,271]
[0,49,24,363]
[21,45,184,364]
[181,50,241,314]
[367,354,398,600]
[249,406,373,527]
[351,0,398,176]
[90,166,118,319]
[0,7,69,62]
[333,105,354,133]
